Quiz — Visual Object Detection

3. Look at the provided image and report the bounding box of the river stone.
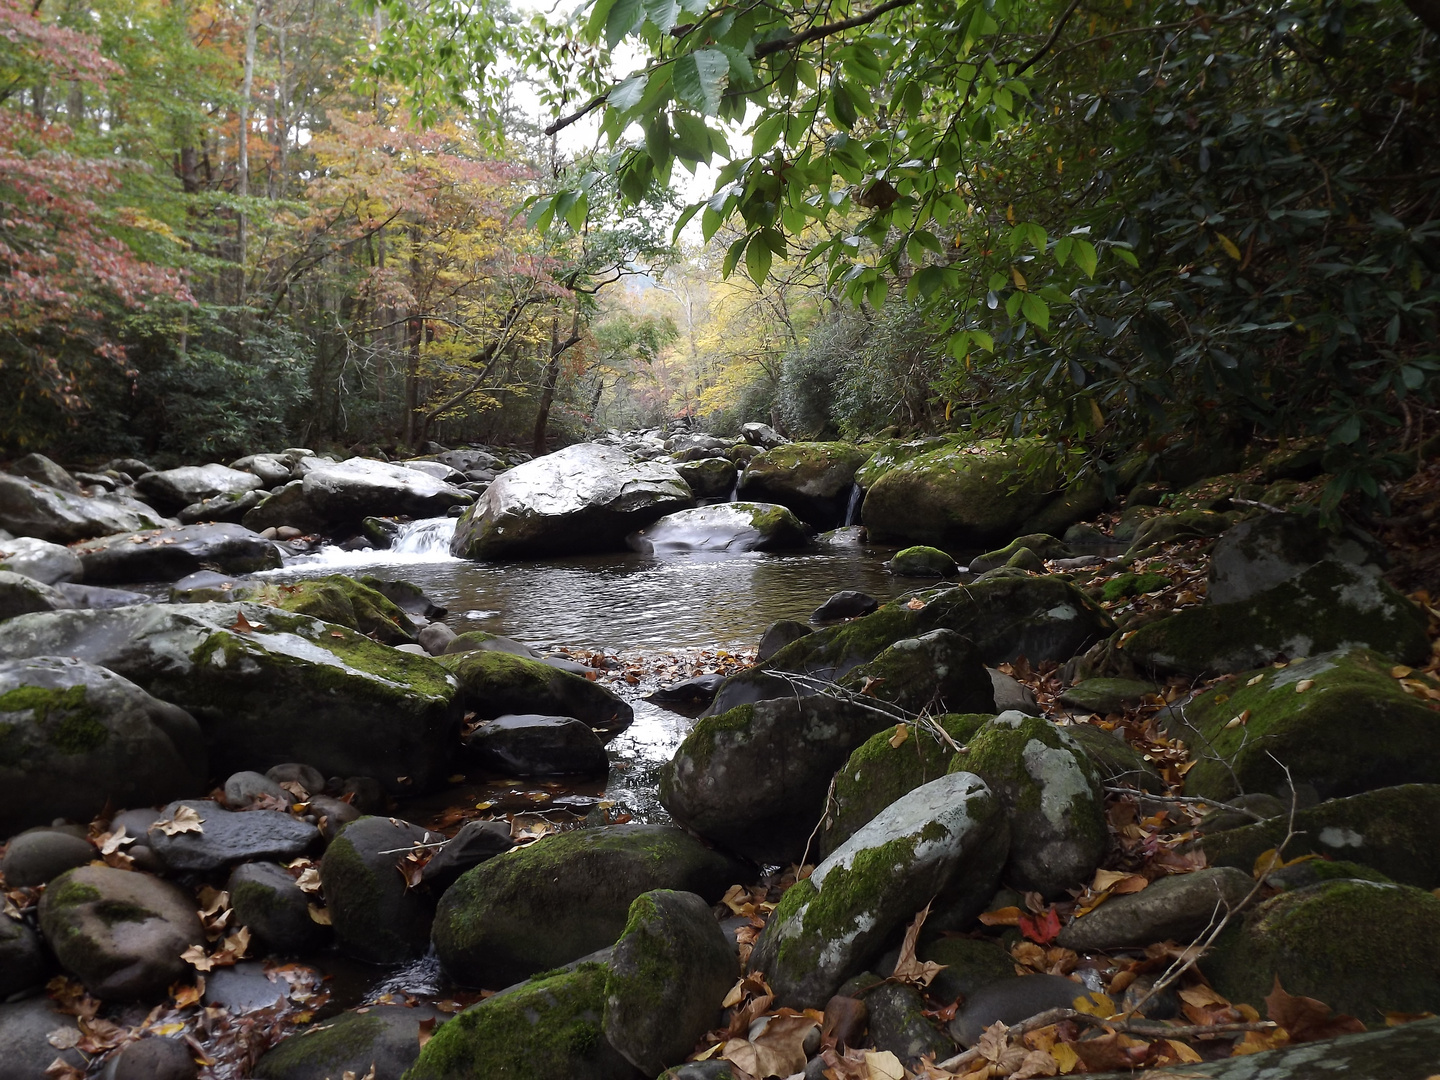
[400,459,467,485]
[1057,867,1253,950]
[38,865,204,1000]
[433,824,746,990]
[0,656,207,837]
[950,974,1108,1047]
[1193,784,1440,890]
[0,536,82,584]
[674,457,738,500]
[1204,879,1440,1024]
[838,630,997,717]
[223,770,290,808]
[661,694,916,865]
[1126,560,1430,678]
[463,714,609,777]
[603,890,737,1076]
[135,465,263,515]
[811,590,879,622]
[51,581,150,610]
[1163,649,1440,802]
[1059,677,1158,714]
[0,474,170,544]
[405,962,638,1080]
[240,480,329,535]
[741,422,787,449]
[0,571,69,620]
[627,502,809,555]
[100,1035,197,1080]
[644,674,725,716]
[301,457,471,526]
[321,816,439,965]
[176,487,268,525]
[862,440,1105,549]
[230,453,297,486]
[7,454,80,495]
[951,712,1107,898]
[919,937,1019,1006]
[417,622,455,655]
[147,800,318,871]
[228,862,327,953]
[1,830,95,887]
[436,448,503,474]
[757,619,812,661]
[439,649,632,739]
[886,546,959,577]
[0,603,463,795]
[1208,512,1383,605]
[74,523,281,584]
[266,762,327,796]
[0,914,47,997]
[817,714,993,860]
[419,819,514,892]
[749,772,1005,1010]
[968,534,1073,574]
[1063,724,1166,794]
[0,997,85,1079]
[225,576,422,645]
[451,443,693,559]
[442,630,539,658]
[735,442,870,529]
[861,983,956,1068]
[253,1004,444,1080]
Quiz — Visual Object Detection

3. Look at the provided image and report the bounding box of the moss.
[888,546,958,577]
[604,892,672,1019]
[0,683,108,760]
[666,704,756,778]
[438,648,626,728]
[1101,572,1170,602]
[45,877,102,908]
[254,1012,385,1077]
[93,899,155,925]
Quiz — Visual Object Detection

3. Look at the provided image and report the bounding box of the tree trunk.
[237,1,261,302]
[532,313,563,456]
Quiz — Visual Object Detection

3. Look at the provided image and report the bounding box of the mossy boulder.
[854,436,966,490]
[241,575,421,645]
[228,862,329,954]
[255,1004,445,1080]
[748,772,1006,1009]
[0,603,463,795]
[861,982,957,1068]
[968,534,1072,574]
[37,865,204,1001]
[919,937,1018,1005]
[674,457,737,500]
[402,962,640,1080]
[1099,571,1170,602]
[1062,723,1166,794]
[1125,561,1430,678]
[1207,511,1382,605]
[0,656,206,837]
[439,649,633,740]
[627,502,811,555]
[1119,508,1236,557]
[603,890,737,1075]
[1203,879,1440,1024]
[818,713,993,859]
[322,817,439,964]
[432,824,747,990]
[886,546,959,578]
[74,523,281,584]
[861,441,1106,549]
[1163,649,1440,802]
[736,442,871,528]
[1193,784,1440,890]
[1058,678,1158,715]
[836,629,997,717]
[951,712,1107,898]
[660,694,913,865]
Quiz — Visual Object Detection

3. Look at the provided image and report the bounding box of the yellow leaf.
[1295,679,1314,693]
[1391,665,1414,679]
[889,724,909,749]
[180,945,214,972]
[1165,1039,1204,1063]
[1071,991,1116,1018]
[1247,673,1266,686]
[1051,1042,1081,1073]
[1011,265,1028,290]
[865,1050,906,1079]
[155,805,204,836]
[1217,233,1241,260]
[307,904,332,925]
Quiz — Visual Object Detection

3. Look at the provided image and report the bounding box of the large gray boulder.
[240,480,329,534]
[439,649,632,739]
[0,656,206,837]
[736,442,870,528]
[230,453,298,486]
[463,714,609,777]
[627,502,810,555]
[38,865,204,1000]
[0,997,85,1080]
[748,772,1006,1009]
[451,443,694,559]
[0,473,169,543]
[0,571,69,620]
[0,603,463,794]
[0,536,82,584]
[135,464,263,515]
[75,523,281,583]
[432,824,746,989]
[301,457,472,525]
[1208,511,1382,605]
[7,454,81,494]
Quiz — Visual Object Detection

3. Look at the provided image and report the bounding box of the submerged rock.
[627,502,810,555]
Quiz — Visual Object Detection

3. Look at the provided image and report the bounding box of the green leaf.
[701,205,723,241]
[745,233,773,284]
[643,0,681,32]
[722,234,748,278]
[1111,246,1138,268]
[525,194,555,230]
[716,44,754,84]
[605,0,644,47]
[564,191,589,231]
[585,0,618,41]
[1053,235,1074,267]
[1073,239,1098,278]
[673,49,730,114]
[1021,293,1050,330]
[608,74,647,112]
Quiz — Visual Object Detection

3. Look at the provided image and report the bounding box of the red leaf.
[1019,907,1062,945]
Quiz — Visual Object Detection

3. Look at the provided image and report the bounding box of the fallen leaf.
[1018,907,1062,945]
[180,945,214,972]
[892,902,946,988]
[1163,1039,1204,1063]
[307,904,331,925]
[906,598,926,610]
[822,994,868,1051]
[1070,1030,1146,1070]
[1247,673,1267,686]
[721,1014,817,1078]
[1265,978,1366,1042]
[1012,1048,1061,1078]
[172,977,205,1008]
[888,723,909,749]
[864,1049,905,1079]
[154,805,204,836]
[45,1028,81,1050]
[418,1017,437,1048]
[977,1021,1028,1072]
[979,906,1022,927]
[230,610,265,634]
[294,867,323,894]
[1294,679,1314,693]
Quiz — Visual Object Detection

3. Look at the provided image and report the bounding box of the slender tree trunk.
[402,225,422,448]
[237,1,261,301]
[532,301,583,455]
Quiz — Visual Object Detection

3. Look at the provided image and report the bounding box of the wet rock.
[253,1004,445,1080]
[308,795,360,840]
[0,997,85,1079]
[300,458,471,527]
[661,694,915,865]
[811,590,878,622]
[439,649,632,740]
[224,770,290,808]
[953,712,1107,898]
[321,816,439,965]
[1059,677,1158,714]
[51,581,149,610]
[360,576,446,621]
[0,656,206,837]
[0,473,170,544]
[405,963,637,1080]
[1064,724,1166,794]
[1163,649,1440,802]
[213,575,421,645]
[969,534,1073,574]
[463,714,609,777]
[950,975,1107,1047]
[75,523,281,584]
[862,983,956,1068]
[1057,868,1253,951]
[442,630,539,658]
[433,824,745,989]
[419,820,513,892]
[644,674,724,715]
[757,619,812,661]
[0,603,463,795]
[417,622,455,655]
[266,763,327,797]
[0,830,95,888]
[920,937,1018,1006]
[0,536,82,584]
[452,443,693,559]
[38,865,204,1000]
[203,961,288,1012]
[886,545,959,578]
[227,862,327,953]
[0,914,47,997]
[737,442,869,528]
[837,630,997,717]
[749,772,1006,1009]
[135,465,264,515]
[1204,879,1440,1024]
[603,890,737,1075]
[1127,561,1430,678]
[1208,511,1383,605]
[240,480,328,535]
[101,1036,197,1080]
[627,502,810,555]
[674,457,738,499]
[1194,784,1440,890]
[0,572,69,620]
[147,800,318,872]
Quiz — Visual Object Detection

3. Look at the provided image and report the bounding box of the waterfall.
[843,483,863,526]
[391,517,459,556]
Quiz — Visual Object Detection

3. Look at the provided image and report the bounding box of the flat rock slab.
[148,800,318,871]
[1057,867,1253,951]
[253,1004,445,1080]
[75,523,281,583]
[136,465,263,514]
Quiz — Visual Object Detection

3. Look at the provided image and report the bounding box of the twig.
[1231,497,1287,514]
[1102,786,1271,823]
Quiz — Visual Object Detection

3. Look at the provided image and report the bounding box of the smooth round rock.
[101,1036,198,1080]
[463,714,610,777]
[810,590,878,622]
[0,914,48,998]
[0,830,95,888]
[223,770,290,808]
[265,763,327,798]
[228,863,327,954]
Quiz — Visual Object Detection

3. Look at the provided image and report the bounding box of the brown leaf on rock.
[721,1014,817,1078]
[1265,978,1366,1042]
[822,995,868,1052]
[154,805,204,836]
[892,902,945,988]
[1070,1031,1147,1071]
